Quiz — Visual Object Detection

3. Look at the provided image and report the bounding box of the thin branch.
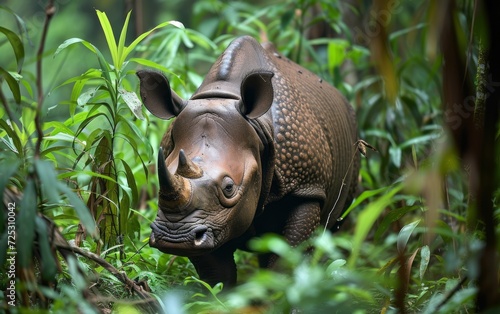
[435,276,468,312]
[34,0,55,158]
[55,243,161,309]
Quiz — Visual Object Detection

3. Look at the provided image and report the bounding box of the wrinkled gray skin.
[137,36,359,287]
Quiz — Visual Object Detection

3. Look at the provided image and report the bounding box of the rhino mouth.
[149,220,217,256]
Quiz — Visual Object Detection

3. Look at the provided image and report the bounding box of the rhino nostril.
[193,226,208,246]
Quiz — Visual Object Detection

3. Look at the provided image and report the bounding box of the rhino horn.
[176,149,203,178]
[157,147,191,210]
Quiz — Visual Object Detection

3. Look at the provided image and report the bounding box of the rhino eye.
[221,176,236,198]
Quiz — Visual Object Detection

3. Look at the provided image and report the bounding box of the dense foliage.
[1,0,499,313]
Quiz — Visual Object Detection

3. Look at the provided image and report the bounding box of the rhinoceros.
[137,36,359,287]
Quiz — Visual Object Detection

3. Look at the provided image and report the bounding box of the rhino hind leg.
[189,246,237,288]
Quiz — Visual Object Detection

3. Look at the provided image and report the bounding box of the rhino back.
[262,44,358,223]
[191,36,358,225]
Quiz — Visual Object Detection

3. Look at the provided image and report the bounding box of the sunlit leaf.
[341,186,388,219]
[77,86,101,106]
[0,119,22,154]
[419,245,430,280]
[117,11,132,71]
[54,37,97,56]
[348,183,403,268]
[129,57,180,78]
[327,39,348,71]
[389,146,401,168]
[96,10,118,69]
[119,87,144,120]
[122,20,184,66]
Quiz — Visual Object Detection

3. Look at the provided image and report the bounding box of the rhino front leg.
[189,246,237,288]
[282,200,321,246]
[260,199,321,267]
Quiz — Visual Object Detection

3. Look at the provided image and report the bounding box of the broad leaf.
[35,159,61,205]
[18,179,37,267]
[0,67,21,104]
[397,220,421,253]
[419,245,430,280]
[0,26,24,71]
[35,216,57,281]
[57,182,97,238]
[54,37,97,56]
[119,87,144,120]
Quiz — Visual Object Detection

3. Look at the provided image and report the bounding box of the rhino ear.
[239,71,274,119]
[137,70,186,119]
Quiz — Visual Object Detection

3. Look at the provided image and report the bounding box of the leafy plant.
[52,10,183,254]
[0,4,98,310]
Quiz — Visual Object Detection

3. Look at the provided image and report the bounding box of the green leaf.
[77,86,101,106]
[0,158,21,201]
[0,26,24,72]
[129,58,179,77]
[0,6,28,38]
[419,245,430,280]
[0,119,22,155]
[118,87,144,120]
[327,39,348,71]
[58,170,117,183]
[120,159,139,205]
[122,20,184,65]
[96,10,118,70]
[341,186,389,219]
[398,133,442,150]
[389,146,402,168]
[57,182,97,238]
[35,159,61,205]
[119,192,130,237]
[0,67,21,104]
[374,205,421,241]
[18,179,37,268]
[117,11,132,71]
[54,38,97,56]
[348,183,403,268]
[35,216,57,281]
[397,220,421,253]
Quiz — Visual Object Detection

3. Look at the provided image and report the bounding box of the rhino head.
[137,69,274,256]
